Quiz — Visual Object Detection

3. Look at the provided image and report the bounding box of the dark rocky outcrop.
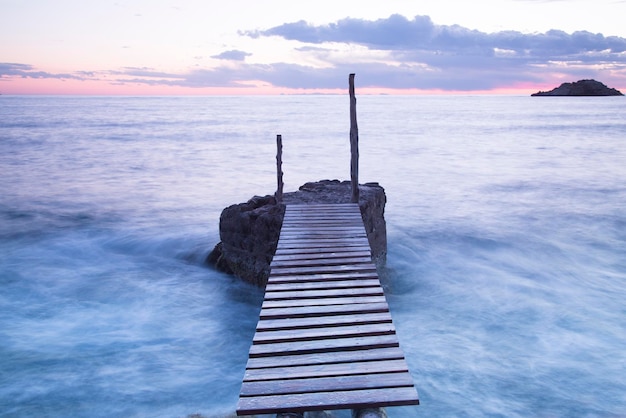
[206,180,387,287]
[531,79,623,96]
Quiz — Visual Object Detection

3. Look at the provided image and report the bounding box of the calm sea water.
[1,95,625,418]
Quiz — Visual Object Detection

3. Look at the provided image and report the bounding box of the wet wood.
[245,346,406,369]
[243,359,409,382]
[265,278,381,292]
[276,134,283,202]
[261,295,388,309]
[236,204,418,416]
[237,387,419,415]
[248,334,400,357]
[259,301,390,319]
[256,311,392,331]
[349,73,359,203]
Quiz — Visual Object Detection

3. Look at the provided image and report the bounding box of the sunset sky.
[2,0,626,95]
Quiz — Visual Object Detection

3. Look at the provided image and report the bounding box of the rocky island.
[531,79,623,96]
[206,180,387,287]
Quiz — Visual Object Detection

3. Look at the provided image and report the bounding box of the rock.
[531,79,624,96]
[206,180,387,287]
[352,408,388,418]
[207,195,285,286]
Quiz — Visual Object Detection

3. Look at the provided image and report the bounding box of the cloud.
[251,14,626,56]
[241,14,626,90]
[211,50,252,61]
[0,62,87,80]
[4,14,626,92]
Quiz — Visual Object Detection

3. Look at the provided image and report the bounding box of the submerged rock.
[206,180,387,287]
[531,79,623,96]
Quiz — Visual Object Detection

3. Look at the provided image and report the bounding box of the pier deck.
[236,203,419,415]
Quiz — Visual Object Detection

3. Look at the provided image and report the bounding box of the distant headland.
[531,79,624,96]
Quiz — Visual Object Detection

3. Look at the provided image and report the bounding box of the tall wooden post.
[349,73,359,203]
[275,134,284,203]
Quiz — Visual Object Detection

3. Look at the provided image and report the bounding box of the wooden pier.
[236,203,419,416]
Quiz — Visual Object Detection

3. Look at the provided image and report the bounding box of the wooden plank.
[281,221,363,227]
[256,311,392,331]
[284,216,361,220]
[237,203,418,416]
[274,246,371,256]
[277,238,369,247]
[272,249,371,261]
[241,372,415,397]
[281,225,364,230]
[283,218,361,223]
[279,234,368,241]
[284,211,360,216]
[285,203,359,209]
[279,232,366,239]
[270,264,376,277]
[249,334,399,357]
[266,278,381,292]
[267,271,379,284]
[281,224,363,229]
[259,301,390,319]
[280,225,365,232]
[278,233,366,240]
[237,386,419,415]
[284,208,360,214]
[275,244,370,252]
[285,203,359,208]
[270,256,373,269]
[244,359,409,382]
[261,295,388,309]
[245,347,406,369]
[253,322,396,344]
[278,236,367,243]
[264,286,384,301]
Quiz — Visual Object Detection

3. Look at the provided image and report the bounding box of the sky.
[2,0,626,95]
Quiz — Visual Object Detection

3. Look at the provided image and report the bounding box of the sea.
[1,94,625,418]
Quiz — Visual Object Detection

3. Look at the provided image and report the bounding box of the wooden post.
[275,134,283,203]
[349,73,359,203]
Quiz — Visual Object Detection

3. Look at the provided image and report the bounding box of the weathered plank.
[237,387,419,415]
[243,359,410,382]
[276,238,370,249]
[261,295,388,309]
[266,271,379,284]
[256,311,392,331]
[241,372,415,397]
[272,249,371,261]
[237,203,418,416]
[280,225,366,232]
[270,256,373,268]
[264,286,384,301]
[245,346,406,369]
[269,264,377,276]
[259,301,390,319]
[249,334,400,357]
[274,246,371,256]
[266,278,381,292]
[253,322,396,344]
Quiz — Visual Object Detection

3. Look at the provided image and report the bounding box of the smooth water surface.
[1,95,625,417]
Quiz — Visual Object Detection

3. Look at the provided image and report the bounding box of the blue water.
[1,95,625,417]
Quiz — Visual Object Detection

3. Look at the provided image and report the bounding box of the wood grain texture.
[237,204,418,416]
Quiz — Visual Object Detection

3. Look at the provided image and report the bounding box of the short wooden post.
[275,134,284,203]
[349,73,359,203]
